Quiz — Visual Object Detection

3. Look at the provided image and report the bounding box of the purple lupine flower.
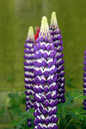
[49,12,65,103]
[24,27,35,127]
[83,50,86,110]
[34,16,58,129]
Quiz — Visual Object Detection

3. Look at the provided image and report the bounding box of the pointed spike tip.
[52,12,56,18]
[27,26,34,41]
[41,16,48,25]
[40,16,49,36]
[51,11,58,26]
[28,26,33,35]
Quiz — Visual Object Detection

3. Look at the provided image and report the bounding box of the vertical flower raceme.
[24,27,35,127]
[83,50,86,110]
[34,16,58,129]
[49,12,65,103]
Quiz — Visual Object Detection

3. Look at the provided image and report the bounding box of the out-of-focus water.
[0,0,86,91]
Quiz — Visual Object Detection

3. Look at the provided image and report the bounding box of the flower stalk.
[24,26,35,127]
[50,12,65,103]
[83,50,86,110]
[33,16,58,129]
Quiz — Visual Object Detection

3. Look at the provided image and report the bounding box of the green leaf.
[65,78,74,88]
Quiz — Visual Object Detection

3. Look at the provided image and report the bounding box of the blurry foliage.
[6,76,15,83]
[0,92,34,129]
[0,82,86,129]
[65,78,74,88]
[57,91,86,129]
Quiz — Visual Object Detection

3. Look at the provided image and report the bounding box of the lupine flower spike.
[34,16,58,129]
[50,12,65,103]
[24,26,35,127]
[83,50,86,110]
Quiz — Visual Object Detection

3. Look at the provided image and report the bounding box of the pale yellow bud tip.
[40,16,49,35]
[27,26,34,40]
[41,16,48,25]
[51,11,58,26]
[52,12,56,19]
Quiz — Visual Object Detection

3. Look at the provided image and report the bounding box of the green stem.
[64,118,73,129]
[6,106,13,121]
[58,117,60,125]
[6,106,16,129]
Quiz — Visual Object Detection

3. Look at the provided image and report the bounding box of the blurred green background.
[0,0,86,92]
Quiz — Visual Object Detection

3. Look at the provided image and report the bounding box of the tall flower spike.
[34,16,58,129]
[24,26,35,127]
[83,50,86,110]
[50,12,65,103]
